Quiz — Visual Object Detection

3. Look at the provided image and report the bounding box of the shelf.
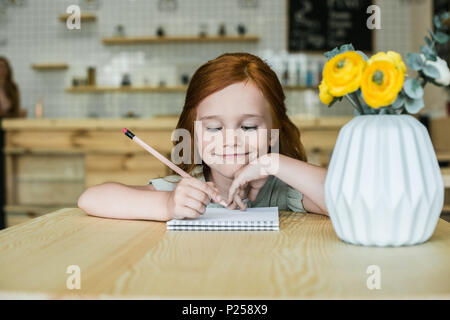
[58,13,97,22]
[66,85,315,93]
[31,63,69,71]
[442,167,450,188]
[66,85,188,93]
[102,35,260,45]
[437,151,450,162]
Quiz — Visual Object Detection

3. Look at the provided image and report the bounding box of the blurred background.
[0,0,449,228]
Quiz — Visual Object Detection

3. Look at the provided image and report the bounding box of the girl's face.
[195,81,273,179]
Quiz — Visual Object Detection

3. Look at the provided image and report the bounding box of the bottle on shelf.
[34,97,44,118]
[306,64,314,87]
[295,61,302,86]
[87,67,96,86]
[317,61,324,84]
[282,61,289,86]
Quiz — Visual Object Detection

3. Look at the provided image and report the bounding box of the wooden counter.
[0,116,351,130]
[0,208,449,299]
[1,116,352,227]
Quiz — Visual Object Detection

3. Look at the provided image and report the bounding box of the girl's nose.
[223,128,239,146]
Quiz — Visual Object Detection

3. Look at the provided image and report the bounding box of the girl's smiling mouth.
[214,152,249,158]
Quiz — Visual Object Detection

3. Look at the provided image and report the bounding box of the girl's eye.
[206,127,222,132]
[241,126,257,131]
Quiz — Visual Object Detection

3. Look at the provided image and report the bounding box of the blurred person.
[0,57,21,118]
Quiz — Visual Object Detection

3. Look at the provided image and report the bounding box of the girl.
[77,53,328,220]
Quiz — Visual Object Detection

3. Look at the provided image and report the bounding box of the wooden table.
[0,208,449,299]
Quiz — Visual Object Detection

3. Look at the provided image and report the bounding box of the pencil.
[122,128,228,207]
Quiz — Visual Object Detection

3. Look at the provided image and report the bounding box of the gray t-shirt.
[148,165,307,213]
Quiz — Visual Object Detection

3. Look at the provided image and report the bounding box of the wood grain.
[0,208,449,299]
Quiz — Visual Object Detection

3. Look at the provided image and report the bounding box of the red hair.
[173,52,307,176]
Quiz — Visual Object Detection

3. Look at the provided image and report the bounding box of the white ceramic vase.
[325,115,444,247]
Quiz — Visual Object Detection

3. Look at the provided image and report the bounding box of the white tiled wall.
[0,0,434,119]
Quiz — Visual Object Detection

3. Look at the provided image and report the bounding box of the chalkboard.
[288,0,373,52]
[434,0,449,15]
[433,0,449,65]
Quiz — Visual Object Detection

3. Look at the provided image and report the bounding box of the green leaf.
[404,78,424,99]
[324,47,339,60]
[434,15,443,29]
[327,96,342,108]
[339,43,355,53]
[421,45,437,61]
[422,63,441,79]
[405,97,424,114]
[361,103,376,114]
[434,31,449,44]
[442,12,449,20]
[407,53,424,71]
[392,92,405,109]
[379,107,388,115]
[424,36,433,47]
[429,78,447,87]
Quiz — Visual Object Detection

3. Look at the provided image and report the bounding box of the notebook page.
[166,207,279,227]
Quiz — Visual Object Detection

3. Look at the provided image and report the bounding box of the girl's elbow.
[78,183,108,205]
[77,186,100,214]
[77,190,91,212]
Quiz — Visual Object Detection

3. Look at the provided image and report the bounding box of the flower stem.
[345,93,364,115]
[350,92,365,115]
[420,77,428,87]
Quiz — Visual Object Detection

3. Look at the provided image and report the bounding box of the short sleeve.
[147,165,205,192]
[286,186,307,213]
[148,175,181,191]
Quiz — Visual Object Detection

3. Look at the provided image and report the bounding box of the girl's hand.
[226,184,249,211]
[226,154,277,210]
[167,177,222,219]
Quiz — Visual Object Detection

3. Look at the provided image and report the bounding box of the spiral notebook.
[166,207,279,231]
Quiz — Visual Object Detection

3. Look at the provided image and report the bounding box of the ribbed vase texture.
[325,115,444,246]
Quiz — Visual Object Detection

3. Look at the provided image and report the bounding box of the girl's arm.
[78,178,222,221]
[270,154,328,216]
[77,182,172,221]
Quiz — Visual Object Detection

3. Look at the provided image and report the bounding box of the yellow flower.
[361,60,405,108]
[369,51,407,73]
[323,51,366,97]
[319,80,334,104]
